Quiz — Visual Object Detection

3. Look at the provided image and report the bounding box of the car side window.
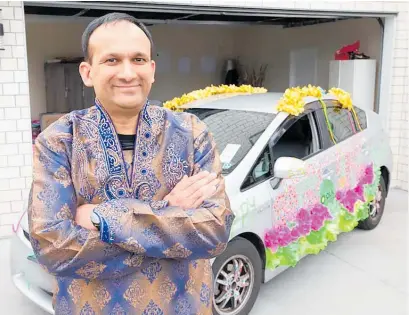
[241,113,319,190]
[326,106,357,142]
[270,114,317,164]
[241,145,272,189]
[311,101,368,149]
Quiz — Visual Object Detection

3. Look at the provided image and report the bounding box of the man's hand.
[164,171,221,209]
[75,171,219,228]
[75,204,98,231]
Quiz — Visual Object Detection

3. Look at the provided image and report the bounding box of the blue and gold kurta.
[28,101,234,315]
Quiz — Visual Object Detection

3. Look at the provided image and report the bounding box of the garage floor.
[0,189,407,315]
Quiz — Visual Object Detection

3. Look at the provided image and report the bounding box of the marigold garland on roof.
[276,85,325,116]
[328,87,362,131]
[276,85,356,117]
[163,84,268,112]
[275,85,362,144]
[328,87,353,110]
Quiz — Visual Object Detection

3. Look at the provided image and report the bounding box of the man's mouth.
[115,85,141,89]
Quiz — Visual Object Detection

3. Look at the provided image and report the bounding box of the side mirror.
[273,157,306,179]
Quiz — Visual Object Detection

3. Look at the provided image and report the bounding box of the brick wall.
[0,0,407,238]
[390,3,409,190]
[0,1,32,238]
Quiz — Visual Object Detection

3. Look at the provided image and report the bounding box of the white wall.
[26,20,237,119]
[150,24,238,101]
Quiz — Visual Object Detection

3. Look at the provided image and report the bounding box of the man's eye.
[106,58,117,63]
[134,58,146,63]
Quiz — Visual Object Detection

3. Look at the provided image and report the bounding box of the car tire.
[357,175,387,230]
[212,237,262,315]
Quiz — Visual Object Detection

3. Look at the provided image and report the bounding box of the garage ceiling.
[23,1,391,28]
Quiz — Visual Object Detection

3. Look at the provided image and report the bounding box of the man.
[28,12,234,315]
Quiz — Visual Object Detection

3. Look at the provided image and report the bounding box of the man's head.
[79,13,155,113]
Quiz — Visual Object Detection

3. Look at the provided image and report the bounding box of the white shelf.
[329,59,377,112]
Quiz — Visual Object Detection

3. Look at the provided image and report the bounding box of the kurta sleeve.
[28,131,159,280]
[94,115,235,260]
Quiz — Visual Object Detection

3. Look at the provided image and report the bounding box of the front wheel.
[358,175,387,230]
[212,237,262,315]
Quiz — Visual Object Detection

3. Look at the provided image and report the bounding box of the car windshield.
[186,108,276,174]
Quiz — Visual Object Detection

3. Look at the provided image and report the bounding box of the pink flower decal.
[295,222,311,235]
[264,230,276,251]
[336,164,373,212]
[358,164,374,186]
[336,190,356,212]
[265,224,297,251]
[336,191,342,200]
[353,185,365,201]
[310,204,332,231]
[296,208,311,223]
[290,226,302,239]
[265,163,378,256]
[277,225,294,247]
[295,208,312,235]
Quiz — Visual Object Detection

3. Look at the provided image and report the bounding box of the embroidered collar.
[94,98,151,125]
[93,98,159,198]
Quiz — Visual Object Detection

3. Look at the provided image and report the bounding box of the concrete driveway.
[0,189,407,315]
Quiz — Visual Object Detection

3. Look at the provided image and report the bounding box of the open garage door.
[24,1,396,24]
[23,1,397,125]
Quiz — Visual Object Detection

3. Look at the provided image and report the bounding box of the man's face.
[79,21,155,112]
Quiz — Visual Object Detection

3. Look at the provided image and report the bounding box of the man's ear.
[150,60,156,84]
[79,61,93,87]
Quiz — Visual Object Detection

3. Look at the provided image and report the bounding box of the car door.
[263,100,372,271]
[323,103,366,186]
[267,110,324,230]
[267,100,368,225]
[261,105,343,273]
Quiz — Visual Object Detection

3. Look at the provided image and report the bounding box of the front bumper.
[9,228,54,315]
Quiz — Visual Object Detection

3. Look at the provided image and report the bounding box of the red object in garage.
[335,40,361,60]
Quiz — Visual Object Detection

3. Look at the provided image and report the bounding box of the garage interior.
[23,1,386,135]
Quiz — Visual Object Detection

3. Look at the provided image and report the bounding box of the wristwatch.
[150,200,169,211]
[90,210,101,231]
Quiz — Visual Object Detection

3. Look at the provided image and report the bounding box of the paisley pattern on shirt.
[28,100,234,315]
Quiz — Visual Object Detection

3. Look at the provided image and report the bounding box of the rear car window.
[326,106,356,142]
[353,106,368,130]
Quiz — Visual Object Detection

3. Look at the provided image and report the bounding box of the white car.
[10,92,392,315]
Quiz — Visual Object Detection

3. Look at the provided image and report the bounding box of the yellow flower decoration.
[301,85,323,99]
[163,84,267,112]
[276,84,323,116]
[328,88,353,110]
[328,87,362,131]
[276,84,363,139]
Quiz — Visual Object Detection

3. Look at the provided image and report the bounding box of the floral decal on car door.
[264,163,381,269]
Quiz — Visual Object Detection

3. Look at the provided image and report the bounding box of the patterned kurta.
[28,100,234,315]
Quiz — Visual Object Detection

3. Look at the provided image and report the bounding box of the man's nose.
[118,61,137,81]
